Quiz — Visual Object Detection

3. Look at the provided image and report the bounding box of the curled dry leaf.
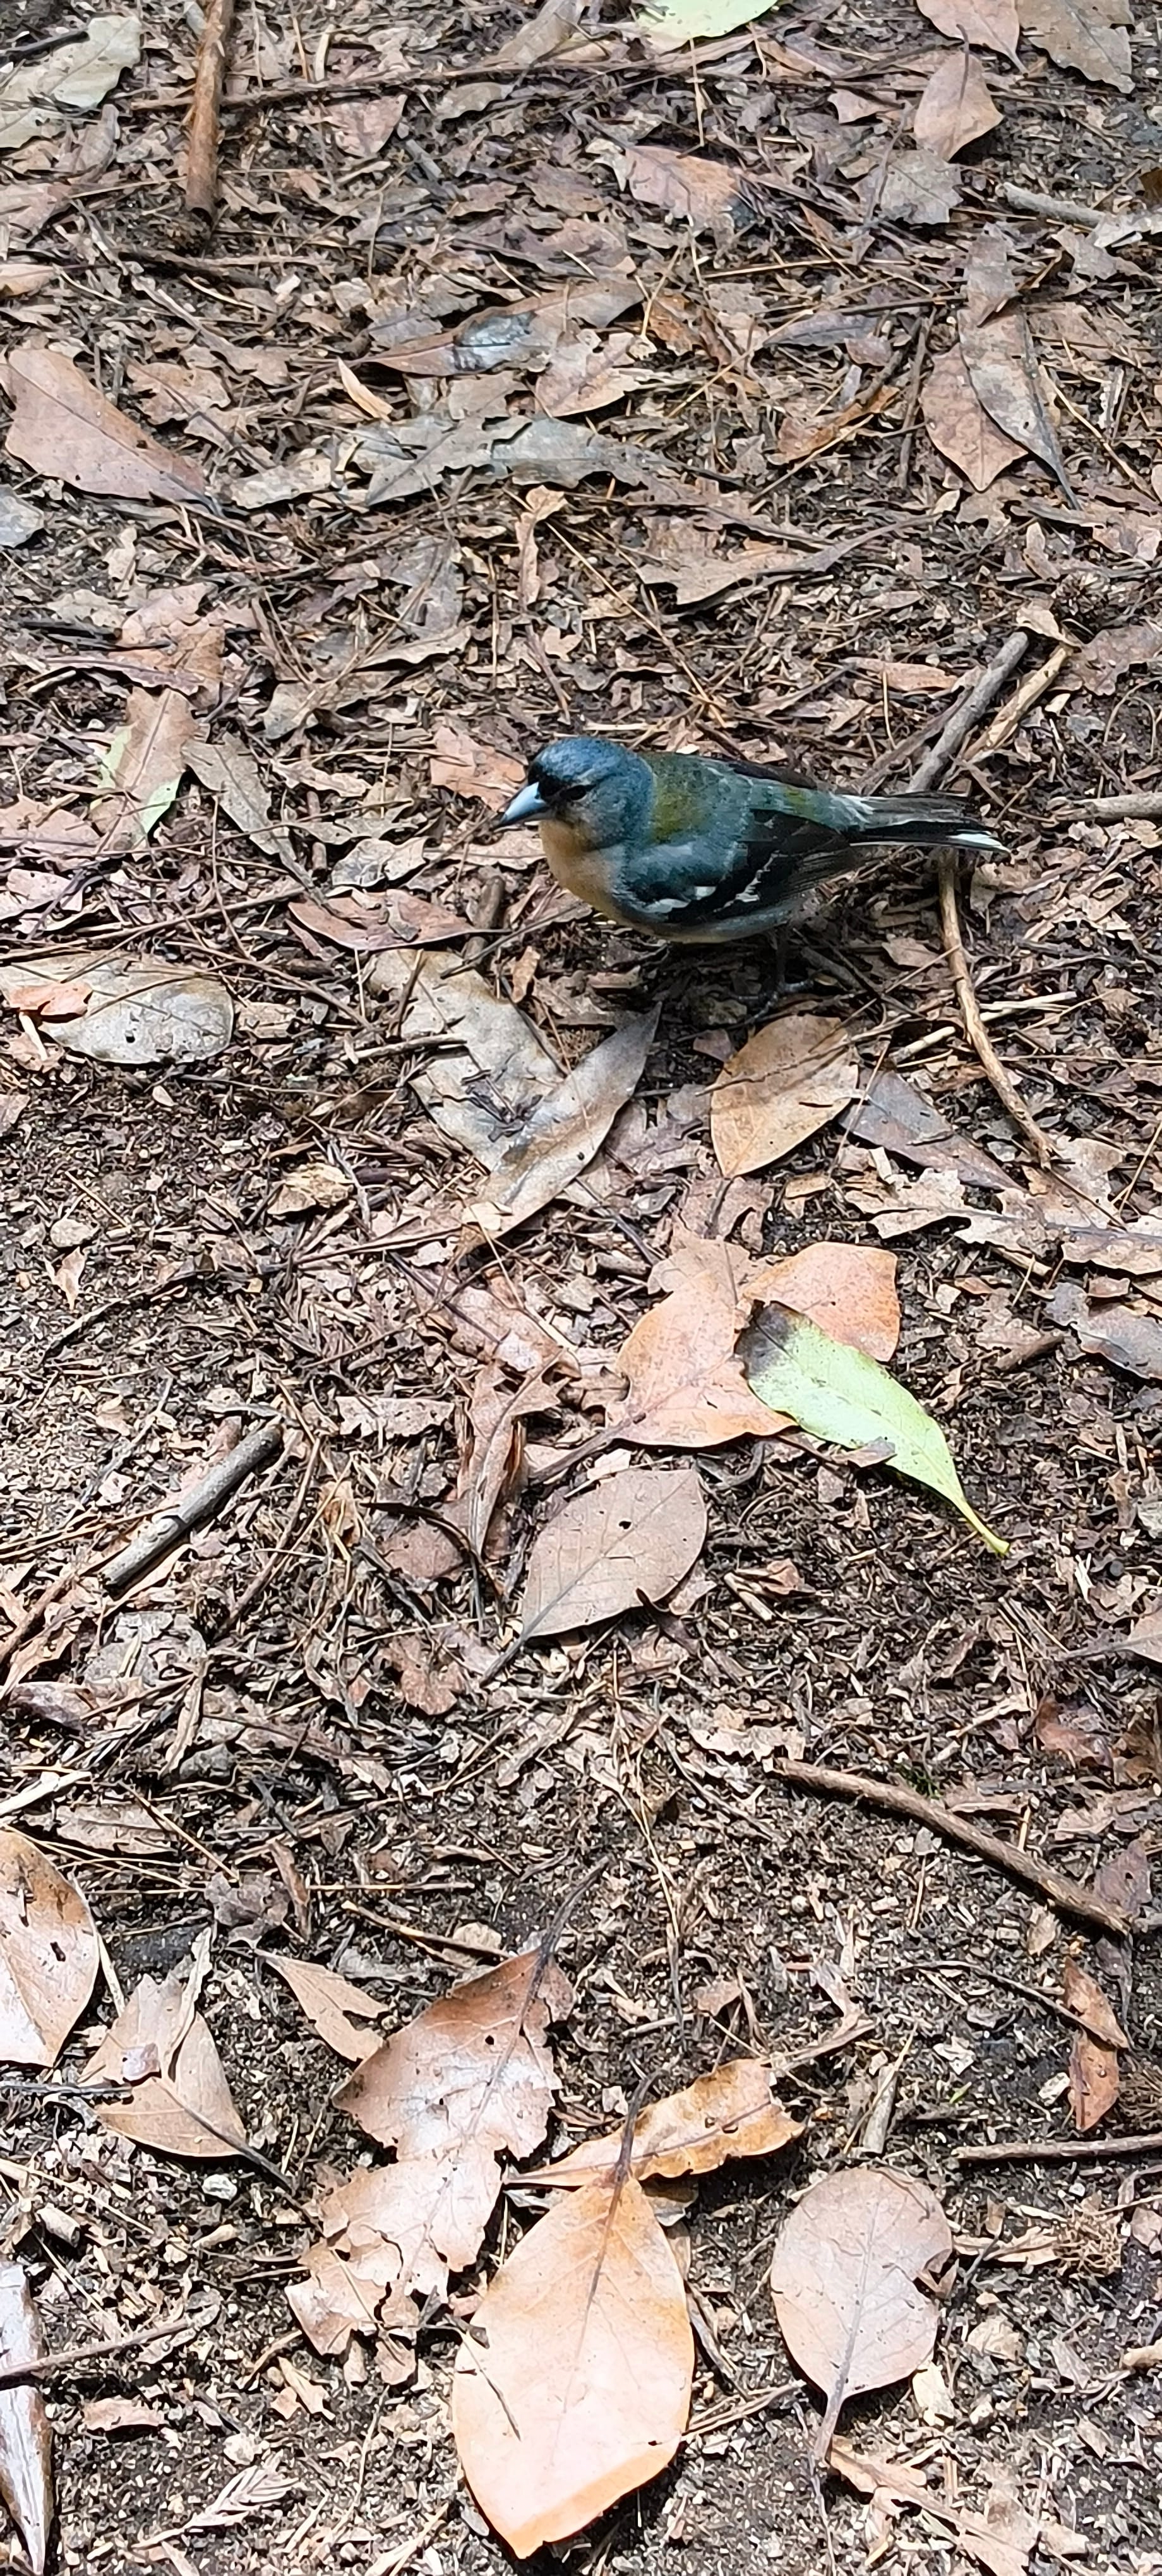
[517,1465,707,1640]
[959,315,1074,499]
[452,2175,693,2556]
[1069,2028,1120,2132]
[913,51,1002,155]
[83,1935,248,2160]
[465,1007,660,1242]
[530,2058,803,2185]
[266,1955,390,2063]
[710,1012,859,1178]
[369,946,560,1171]
[614,1235,899,1450]
[0,1827,99,2068]
[2,343,207,505]
[770,2166,954,2456]
[921,346,1024,489]
[0,2263,54,2576]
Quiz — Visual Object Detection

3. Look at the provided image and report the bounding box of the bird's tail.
[848,791,1001,852]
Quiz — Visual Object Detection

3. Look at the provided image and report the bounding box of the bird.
[500,734,1002,945]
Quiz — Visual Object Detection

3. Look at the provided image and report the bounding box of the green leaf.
[636,0,772,49]
[741,1301,1007,1554]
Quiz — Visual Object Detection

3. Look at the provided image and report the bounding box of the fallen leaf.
[828,2441,1043,2576]
[964,225,1019,323]
[536,330,649,420]
[185,734,295,863]
[614,1236,899,1450]
[0,491,44,546]
[368,946,560,1169]
[289,891,472,951]
[532,2060,802,2183]
[429,724,524,809]
[741,1303,1006,1551]
[336,1947,569,2157]
[0,2263,53,2574]
[921,345,1024,488]
[914,0,1020,59]
[458,1364,557,1558]
[0,13,138,146]
[1068,619,1161,695]
[1068,2029,1120,2132]
[0,951,232,1066]
[636,0,770,45]
[492,0,585,64]
[1125,1606,1162,1667]
[93,686,201,847]
[465,1007,661,1241]
[52,1244,86,1311]
[267,1956,390,2063]
[1019,0,1132,89]
[1062,1957,1128,2050]
[959,314,1074,497]
[914,51,1002,154]
[188,2462,297,2529]
[2,343,207,504]
[621,143,747,236]
[770,2167,953,2455]
[452,2175,693,2554]
[517,1465,707,1640]
[267,1161,353,1219]
[1046,1280,1162,1380]
[0,1827,99,2067]
[865,150,961,227]
[81,2397,163,2434]
[638,533,860,606]
[776,379,897,462]
[83,1933,248,2159]
[710,1013,859,1177]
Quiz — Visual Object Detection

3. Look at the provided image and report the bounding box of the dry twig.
[184,0,236,222]
[102,1421,284,1595]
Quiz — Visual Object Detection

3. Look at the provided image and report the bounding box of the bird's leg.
[766,927,812,996]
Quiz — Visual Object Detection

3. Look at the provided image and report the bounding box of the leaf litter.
[4,0,1162,2562]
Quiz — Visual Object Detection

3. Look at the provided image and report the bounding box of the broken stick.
[184,0,236,224]
[102,1420,284,1595]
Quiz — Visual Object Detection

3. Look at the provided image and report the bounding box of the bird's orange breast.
[539,818,632,924]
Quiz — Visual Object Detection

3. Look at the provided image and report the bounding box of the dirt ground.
[3,0,1162,2568]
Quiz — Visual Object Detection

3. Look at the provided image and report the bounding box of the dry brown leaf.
[866,150,961,228]
[614,1235,900,1450]
[0,950,232,1066]
[452,2175,693,2555]
[1068,619,1161,695]
[914,0,1020,59]
[0,1827,99,2067]
[770,2166,953,2455]
[1062,1957,1128,2049]
[92,686,201,848]
[184,734,294,864]
[429,724,524,809]
[2,343,207,504]
[1068,2027,1120,2132]
[1046,1280,1162,1380]
[0,2263,53,2575]
[267,1160,353,1219]
[336,1947,570,2157]
[267,1955,390,2063]
[291,2147,501,2341]
[368,946,560,1171]
[921,344,1024,489]
[959,315,1073,494]
[964,225,1019,324]
[775,379,897,462]
[710,1012,859,1177]
[1125,1606,1162,1667]
[517,1465,707,1640]
[465,1006,659,1242]
[81,2397,164,2434]
[1019,0,1132,89]
[83,1934,248,2160]
[458,1363,558,1558]
[491,0,584,66]
[621,142,745,236]
[289,891,472,951]
[914,50,1002,153]
[536,330,649,420]
[531,2059,803,2184]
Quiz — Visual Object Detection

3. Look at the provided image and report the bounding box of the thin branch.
[102,1421,284,1596]
[772,1759,1131,1940]
[184,0,236,222]
[955,2130,1162,2169]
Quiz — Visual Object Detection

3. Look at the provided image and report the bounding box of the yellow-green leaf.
[741,1301,1006,1554]
[636,0,772,50]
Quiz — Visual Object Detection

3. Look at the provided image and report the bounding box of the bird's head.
[500,736,652,854]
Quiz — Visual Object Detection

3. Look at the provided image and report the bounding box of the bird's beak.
[500,780,546,826]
